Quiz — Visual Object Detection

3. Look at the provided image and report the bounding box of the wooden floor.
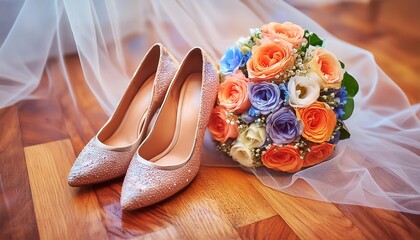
[1,0,420,239]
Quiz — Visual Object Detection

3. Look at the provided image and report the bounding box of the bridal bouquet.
[208,22,359,173]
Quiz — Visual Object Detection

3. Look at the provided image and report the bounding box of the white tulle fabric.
[0,0,418,214]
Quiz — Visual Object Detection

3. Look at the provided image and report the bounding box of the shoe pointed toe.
[67,139,135,186]
[121,157,200,210]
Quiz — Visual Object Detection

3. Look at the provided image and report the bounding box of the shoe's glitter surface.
[121,48,220,210]
[67,44,178,187]
[67,139,136,186]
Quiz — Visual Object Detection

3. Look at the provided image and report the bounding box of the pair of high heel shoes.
[67,44,219,210]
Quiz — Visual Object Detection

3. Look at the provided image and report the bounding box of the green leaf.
[308,33,323,46]
[339,61,345,69]
[342,72,359,97]
[339,124,351,140]
[341,98,354,120]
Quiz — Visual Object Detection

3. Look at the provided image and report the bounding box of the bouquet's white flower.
[238,123,266,148]
[249,28,261,37]
[236,36,252,53]
[230,141,255,167]
[288,72,321,108]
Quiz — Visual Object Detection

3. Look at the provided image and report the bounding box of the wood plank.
[0,106,39,239]
[24,139,107,239]
[335,204,420,239]
[135,226,186,240]
[199,167,277,227]
[92,179,175,238]
[236,215,299,240]
[247,177,367,239]
[18,100,69,147]
[162,170,241,239]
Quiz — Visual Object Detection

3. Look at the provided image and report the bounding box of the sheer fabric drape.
[0,0,418,214]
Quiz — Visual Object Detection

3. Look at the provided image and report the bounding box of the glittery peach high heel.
[67,44,179,186]
[120,47,219,210]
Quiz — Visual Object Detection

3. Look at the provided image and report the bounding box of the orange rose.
[261,22,305,49]
[296,101,337,143]
[217,71,251,114]
[262,145,303,173]
[208,106,239,143]
[308,47,343,89]
[247,39,294,81]
[303,143,335,167]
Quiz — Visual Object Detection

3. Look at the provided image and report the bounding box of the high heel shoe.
[120,47,219,210]
[68,43,179,186]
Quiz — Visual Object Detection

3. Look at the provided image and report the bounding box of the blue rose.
[220,46,246,75]
[248,82,282,115]
[266,108,302,144]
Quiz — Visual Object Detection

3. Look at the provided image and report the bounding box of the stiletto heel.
[120,47,219,210]
[68,43,179,186]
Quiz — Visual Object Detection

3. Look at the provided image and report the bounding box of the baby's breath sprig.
[294,139,310,159]
[318,88,340,109]
[216,142,233,155]
[236,116,249,133]
[254,116,266,128]
[251,148,264,166]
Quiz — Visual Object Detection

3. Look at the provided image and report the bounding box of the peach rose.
[247,38,294,81]
[296,101,337,143]
[262,145,303,173]
[261,22,305,49]
[303,143,335,167]
[217,71,251,114]
[208,106,239,143]
[308,47,343,89]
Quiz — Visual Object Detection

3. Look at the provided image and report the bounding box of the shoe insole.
[152,73,202,166]
[103,74,155,147]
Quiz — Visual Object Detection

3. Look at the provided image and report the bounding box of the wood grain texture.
[161,170,242,239]
[197,167,277,227]
[93,179,175,238]
[247,176,367,240]
[18,100,69,147]
[335,204,420,239]
[24,139,107,239]
[0,106,39,239]
[236,215,299,240]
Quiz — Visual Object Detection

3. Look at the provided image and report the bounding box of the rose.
[307,47,343,89]
[303,143,335,167]
[217,71,251,114]
[261,22,305,49]
[266,108,302,144]
[262,145,303,173]
[230,141,255,167]
[220,46,247,75]
[288,72,321,108]
[247,38,294,81]
[208,106,239,143]
[296,101,337,143]
[248,82,282,115]
[238,123,267,148]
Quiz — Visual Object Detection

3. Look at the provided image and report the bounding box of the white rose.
[238,123,266,149]
[288,72,321,108]
[230,141,255,167]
